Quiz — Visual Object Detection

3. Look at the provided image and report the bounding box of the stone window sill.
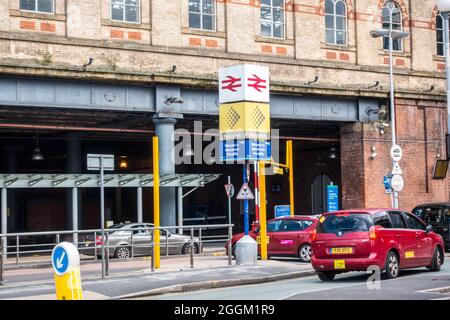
[433,55,445,62]
[9,9,66,21]
[181,27,226,38]
[255,35,294,46]
[378,49,411,58]
[320,43,356,52]
[101,19,151,30]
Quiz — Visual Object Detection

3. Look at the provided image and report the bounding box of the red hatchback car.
[311,209,445,281]
[227,216,318,262]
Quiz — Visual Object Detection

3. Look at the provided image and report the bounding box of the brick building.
[0,0,448,234]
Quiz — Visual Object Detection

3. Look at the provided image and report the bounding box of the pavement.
[0,253,314,300]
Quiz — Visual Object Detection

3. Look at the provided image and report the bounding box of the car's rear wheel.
[115,246,131,260]
[182,242,199,255]
[428,247,443,272]
[298,244,312,263]
[383,251,399,279]
[317,271,336,281]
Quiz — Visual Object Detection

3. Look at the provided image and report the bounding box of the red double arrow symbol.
[221,76,242,92]
[247,74,267,92]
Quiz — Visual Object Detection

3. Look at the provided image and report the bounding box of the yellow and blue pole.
[152,136,161,269]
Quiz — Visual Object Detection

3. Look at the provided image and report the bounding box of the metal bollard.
[94,232,97,261]
[105,233,110,276]
[199,228,203,254]
[190,228,194,269]
[165,230,169,256]
[151,230,155,272]
[0,236,4,286]
[228,225,233,266]
[131,231,134,260]
[56,234,60,244]
[16,236,19,265]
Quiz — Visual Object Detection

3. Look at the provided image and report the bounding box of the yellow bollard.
[152,136,161,269]
[258,161,268,261]
[51,242,83,300]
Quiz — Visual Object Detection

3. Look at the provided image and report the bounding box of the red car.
[226,216,318,262]
[311,209,445,281]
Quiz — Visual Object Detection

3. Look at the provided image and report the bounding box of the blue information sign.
[274,205,291,218]
[327,185,339,212]
[220,139,271,161]
[383,175,393,194]
[52,246,69,276]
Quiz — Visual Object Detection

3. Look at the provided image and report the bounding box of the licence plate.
[85,241,93,247]
[334,260,346,269]
[330,247,353,255]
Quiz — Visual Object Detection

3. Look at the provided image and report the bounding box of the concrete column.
[152,117,177,227]
[66,134,82,235]
[137,187,143,223]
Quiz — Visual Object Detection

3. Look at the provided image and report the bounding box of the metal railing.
[0,224,234,285]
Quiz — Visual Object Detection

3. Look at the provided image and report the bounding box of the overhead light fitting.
[119,156,128,169]
[328,147,337,160]
[31,131,44,161]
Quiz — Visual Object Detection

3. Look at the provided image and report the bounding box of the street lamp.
[438,0,450,161]
[370,4,409,209]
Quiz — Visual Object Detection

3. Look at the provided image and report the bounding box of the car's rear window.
[317,213,373,235]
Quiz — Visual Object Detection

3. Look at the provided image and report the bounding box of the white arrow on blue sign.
[51,242,80,276]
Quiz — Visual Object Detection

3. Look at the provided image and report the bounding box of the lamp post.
[438,0,450,160]
[371,4,409,209]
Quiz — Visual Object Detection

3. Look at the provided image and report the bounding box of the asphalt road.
[143,258,450,300]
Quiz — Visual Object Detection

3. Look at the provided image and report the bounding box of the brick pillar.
[340,123,366,209]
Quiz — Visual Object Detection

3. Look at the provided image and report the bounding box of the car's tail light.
[95,235,104,245]
[369,226,377,240]
[311,229,317,242]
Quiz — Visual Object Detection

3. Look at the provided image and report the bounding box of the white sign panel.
[236,182,255,200]
[392,162,403,175]
[390,145,403,162]
[87,154,115,171]
[391,174,404,192]
[438,0,450,12]
[219,64,270,104]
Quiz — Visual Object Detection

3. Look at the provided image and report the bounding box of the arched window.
[325,0,347,45]
[436,12,446,57]
[382,1,403,51]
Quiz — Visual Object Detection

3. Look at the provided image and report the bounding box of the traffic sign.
[236,182,255,200]
[392,162,403,175]
[383,175,393,194]
[327,185,339,212]
[219,64,270,104]
[391,174,404,192]
[220,139,271,161]
[224,183,235,198]
[390,145,403,162]
[51,242,80,276]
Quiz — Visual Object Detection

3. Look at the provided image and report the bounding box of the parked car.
[412,203,450,251]
[81,223,202,259]
[226,215,318,262]
[311,209,444,281]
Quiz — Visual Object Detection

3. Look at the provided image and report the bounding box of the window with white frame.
[20,0,54,13]
[111,0,140,23]
[189,0,216,31]
[325,0,347,45]
[436,13,448,57]
[382,2,403,51]
[261,0,285,39]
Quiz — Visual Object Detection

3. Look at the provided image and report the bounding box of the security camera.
[370,147,378,160]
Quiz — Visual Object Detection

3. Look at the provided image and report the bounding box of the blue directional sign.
[274,205,291,218]
[52,245,70,276]
[220,139,271,161]
[383,175,393,194]
[327,185,339,212]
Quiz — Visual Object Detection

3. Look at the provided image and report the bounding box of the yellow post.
[52,242,83,300]
[258,161,268,261]
[286,140,295,216]
[54,267,83,300]
[152,136,161,269]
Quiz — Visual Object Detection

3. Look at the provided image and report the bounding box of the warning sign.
[392,162,403,175]
[236,183,254,200]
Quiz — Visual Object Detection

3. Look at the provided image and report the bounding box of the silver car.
[81,223,202,259]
